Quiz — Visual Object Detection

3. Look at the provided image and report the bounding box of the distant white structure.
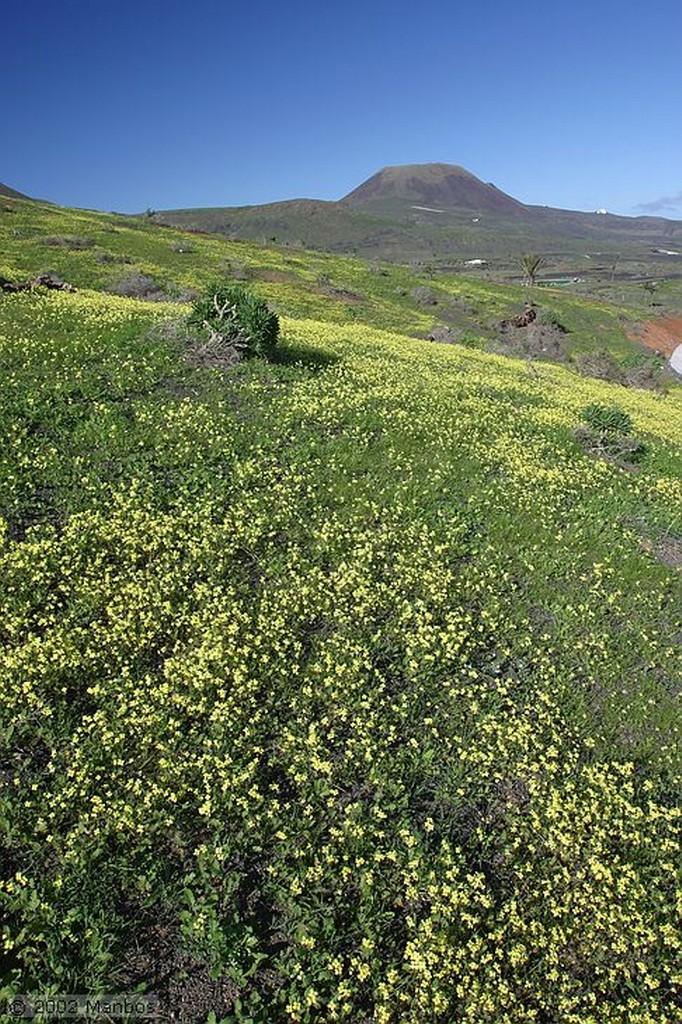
[596,208,608,215]
[464,258,487,266]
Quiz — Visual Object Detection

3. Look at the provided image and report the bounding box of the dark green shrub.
[575,403,646,465]
[536,309,568,332]
[459,331,485,349]
[581,403,633,436]
[189,283,279,360]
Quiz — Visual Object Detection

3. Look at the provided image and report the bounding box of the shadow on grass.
[273,342,340,370]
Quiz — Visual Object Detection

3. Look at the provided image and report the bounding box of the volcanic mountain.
[151,163,682,262]
[341,163,527,216]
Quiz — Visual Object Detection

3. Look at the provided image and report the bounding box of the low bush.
[96,251,133,265]
[536,309,568,332]
[221,260,251,281]
[107,271,169,300]
[410,285,439,306]
[575,403,646,465]
[574,348,624,383]
[42,235,95,249]
[459,330,486,349]
[188,282,279,360]
[624,361,664,391]
[620,352,665,392]
[581,403,633,436]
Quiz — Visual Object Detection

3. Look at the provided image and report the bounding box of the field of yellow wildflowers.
[0,201,680,1022]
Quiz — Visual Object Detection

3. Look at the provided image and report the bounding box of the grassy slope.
[0,202,680,1021]
[150,192,682,312]
[0,196,664,366]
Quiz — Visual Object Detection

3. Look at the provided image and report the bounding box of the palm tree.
[518,253,546,289]
[643,280,658,306]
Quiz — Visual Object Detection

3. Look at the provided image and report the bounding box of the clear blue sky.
[3,0,681,217]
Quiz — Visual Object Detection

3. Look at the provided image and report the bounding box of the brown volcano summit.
[341,163,527,216]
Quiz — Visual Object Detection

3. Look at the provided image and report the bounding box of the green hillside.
[0,196,680,1021]
[148,163,682,312]
[0,195,672,371]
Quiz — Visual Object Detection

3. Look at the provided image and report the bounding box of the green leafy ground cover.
[0,202,680,1021]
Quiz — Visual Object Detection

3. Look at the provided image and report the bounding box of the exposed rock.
[1,273,77,293]
[0,276,29,292]
[31,273,77,292]
[501,304,537,329]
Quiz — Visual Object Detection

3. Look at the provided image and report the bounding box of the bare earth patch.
[642,534,682,569]
[629,516,682,569]
[631,316,682,357]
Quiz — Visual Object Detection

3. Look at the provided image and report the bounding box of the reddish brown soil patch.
[632,316,682,357]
